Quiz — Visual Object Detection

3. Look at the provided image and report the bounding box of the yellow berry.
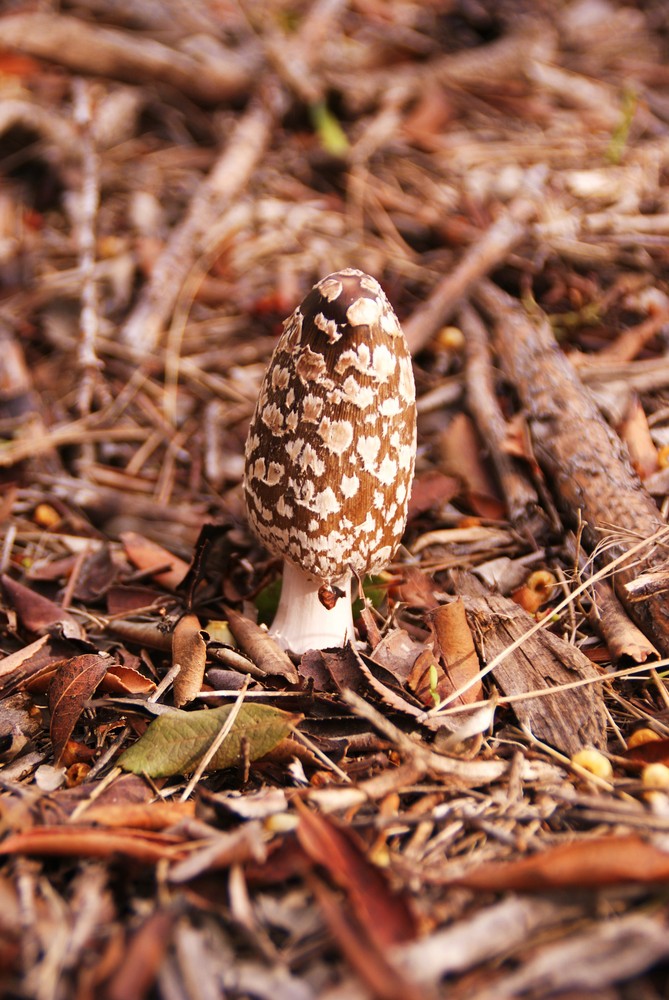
[571,748,613,780]
[33,503,61,529]
[436,326,465,351]
[627,728,661,749]
[642,763,669,789]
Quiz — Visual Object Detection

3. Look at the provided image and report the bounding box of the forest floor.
[3,1,669,998]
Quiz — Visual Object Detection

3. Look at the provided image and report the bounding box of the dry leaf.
[429,598,482,705]
[453,834,669,891]
[81,801,195,830]
[0,826,187,864]
[296,802,416,948]
[439,412,504,518]
[172,613,207,707]
[225,607,299,683]
[406,470,459,520]
[311,875,421,1000]
[1,574,84,640]
[120,531,189,590]
[104,910,175,1000]
[619,395,658,479]
[100,664,156,696]
[48,654,109,764]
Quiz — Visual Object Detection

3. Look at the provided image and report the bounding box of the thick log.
[475,280,669,656]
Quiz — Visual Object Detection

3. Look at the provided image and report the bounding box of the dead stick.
[459,302,549,537]
[0,13,253,105]
[475,279,669,656]
[120,94,277,356]
[404,195,538,354]
[563,533,659,664]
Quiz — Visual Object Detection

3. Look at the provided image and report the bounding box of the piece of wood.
[120,95,277,357]
[475,280,669,657]
[563,533,659,664]
[404,197,537,354]
[459,302,550,538]
[456,574,607,754]
[0,13,254,105]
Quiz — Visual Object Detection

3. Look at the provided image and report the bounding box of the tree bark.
[475,280,669,656]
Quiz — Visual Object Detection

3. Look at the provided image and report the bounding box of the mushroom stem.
[269,562,355,654]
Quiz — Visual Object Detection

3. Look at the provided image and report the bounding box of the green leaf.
[352,575,388,619]
[255,578,282,627]
[309,101,349,157]
[118,703,298,778]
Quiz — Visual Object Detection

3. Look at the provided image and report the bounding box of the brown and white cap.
[244,268,416,586]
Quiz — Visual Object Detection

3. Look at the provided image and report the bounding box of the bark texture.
[476,280,669,656]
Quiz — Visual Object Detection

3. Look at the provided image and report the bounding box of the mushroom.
[243,268,416,654]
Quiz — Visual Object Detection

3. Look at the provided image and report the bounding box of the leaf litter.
[3,1,669,997]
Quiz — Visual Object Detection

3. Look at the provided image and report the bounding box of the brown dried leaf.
[454,834,669,891]
[300,645,365,694]
[106,584,166,615]
[48,654,109,764]
[81,800,195,830]
[71,544,119,601]
[296,802,416,948]
[439,412,503,518]
[407,470,459,520]
[225,607,299,683]
[429,598,482,705]
[0,635,52,681]
[353,647,425,719]
[391,565,440,611]
[172,613,207,707]
[0,692,42,762]
[0,826,187,863]
[100,664,157,696]
[372,629,426,685]
[311,875,421,1000]
[104,910,174,1000]
[625,737,669,766]
[120,531,189,590]
[1,574,84,639]
[619,395,658,480]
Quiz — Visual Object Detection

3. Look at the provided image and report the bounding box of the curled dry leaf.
[296,802,417,948]
[103,910,175,1000]
[81,800,195,831]
[452,833,669,892]
[619,395,658,480]
[428,598,482,706]
[48,653,109,765]
[120,531,190,590]
[0,826,187,864]
[225,607,299,684]
[172,613,207,707]
[1,573,84,640]
[100,664,156,696]
[439,411,504,519]
[310,875,422,1000]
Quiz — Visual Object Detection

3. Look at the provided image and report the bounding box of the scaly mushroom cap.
[244,268,416,585]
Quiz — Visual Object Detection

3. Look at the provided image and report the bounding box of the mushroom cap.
[244,268,416,584]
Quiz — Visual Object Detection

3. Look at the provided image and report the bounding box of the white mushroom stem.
[269,561,355,655]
